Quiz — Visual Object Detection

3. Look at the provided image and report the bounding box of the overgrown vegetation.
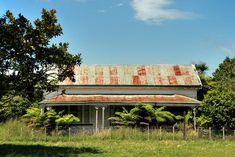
[0,9,81,121]
[0,95,30,122]
[0,120,234,157]
[0,120,234,142]
[0,8,234,138]
[197,57,235,129]
[22,107,80,131]
[56,114,80,129]
[109,103,183,127]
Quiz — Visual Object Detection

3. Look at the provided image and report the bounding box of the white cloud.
[219,46,235,54]
[131,0,197,24]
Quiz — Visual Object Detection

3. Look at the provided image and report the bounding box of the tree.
[0,9,81,101]
[23,107,60,129]
[194,62,214,100]
[198,86,235,129]
[23,107,80,132]
[195,62,208,75]
[109,103,182,127]
[56,114,80,129]
[198,57,235,129]
[0,94,30,122]
[212,57,235,92]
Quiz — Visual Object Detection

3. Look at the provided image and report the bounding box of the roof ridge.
[77,64,194,66]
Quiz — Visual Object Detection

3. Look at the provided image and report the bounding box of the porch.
[40,94,201,131]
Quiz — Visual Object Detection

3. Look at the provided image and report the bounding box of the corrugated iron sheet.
[42,94,200,104]
[59,64,201,86]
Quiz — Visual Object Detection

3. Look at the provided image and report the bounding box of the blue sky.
[0,0,234,75]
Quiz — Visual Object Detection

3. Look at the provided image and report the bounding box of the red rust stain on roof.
[184,76,193,85]
[59,65,201,86]
[168,76,178,85]
[95,66,104,85]
[46,95,199,104]
[110,76,118,85]
[180,69,189,75]
[81,76,88,85]
[137,66,146,76]
[173,65,182,76]
[133,75,141,85]
[95,76,104,85]
[155,76,164,85]
[110,67,118,75]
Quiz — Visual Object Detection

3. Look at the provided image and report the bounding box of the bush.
[109,103,183,127]
[56,114,80,126]
[23,107,80,133]
[198,86,235,129]
[0,94,30,122]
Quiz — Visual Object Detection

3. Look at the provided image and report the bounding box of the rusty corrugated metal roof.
[59,64,201,86]
[41,94,200,104]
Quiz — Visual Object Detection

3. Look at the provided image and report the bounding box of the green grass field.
[0,120,234,157]
[0,140,235,157]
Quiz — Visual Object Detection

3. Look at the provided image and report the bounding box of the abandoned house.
[40,64,202,131]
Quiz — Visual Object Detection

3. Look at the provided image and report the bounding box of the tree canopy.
[198,86,235,129]
[198,57,235,129]
[195,62,209,75]
[0,9,81,101]
[212,57,235,92]
[194,62,213,101]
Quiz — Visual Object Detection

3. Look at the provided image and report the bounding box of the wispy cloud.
[98,1,125,14]
[219,46,235,54]
[117,3,124,7]
[131,0,198,24]
[98,9,107,14]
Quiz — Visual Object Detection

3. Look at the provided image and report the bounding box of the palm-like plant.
[108,107,140,126]
[109,103,182,127]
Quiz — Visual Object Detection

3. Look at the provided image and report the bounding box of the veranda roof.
[41,94,200,107]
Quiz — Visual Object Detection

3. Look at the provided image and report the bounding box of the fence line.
[1,125,234,141]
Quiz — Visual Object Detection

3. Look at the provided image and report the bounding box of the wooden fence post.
[147,125,150,140]
[222,127,225,140]
[183,111,186,140]
[197,127,200,138]
[45,127,47,141]
[159,126,162,140]
[20,127,23,137]
[209,127,212,140]
[56,125,59,136]
[69,127,71,141]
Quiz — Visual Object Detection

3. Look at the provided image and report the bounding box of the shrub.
[56,114,80,128]
[0,94,30,122]
[109,103,183,128]
[198,86,235,129]
[23,107,80,133]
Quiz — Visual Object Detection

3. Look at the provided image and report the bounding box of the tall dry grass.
[0,120,234,142]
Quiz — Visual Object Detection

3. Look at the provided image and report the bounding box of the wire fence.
[1,125,234,141]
